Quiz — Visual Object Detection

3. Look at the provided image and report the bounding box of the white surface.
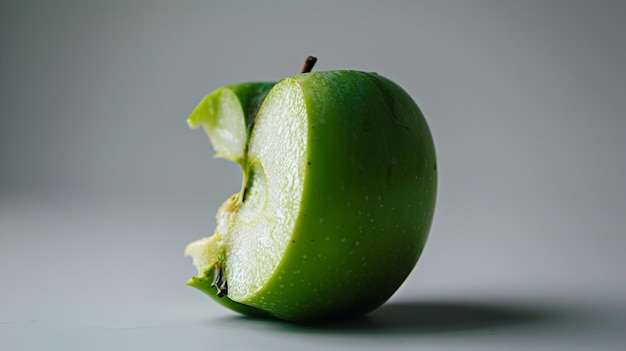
[1,195,624,350]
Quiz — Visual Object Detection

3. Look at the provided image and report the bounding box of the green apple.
[185,59,437,322]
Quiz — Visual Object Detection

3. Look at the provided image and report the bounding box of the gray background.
[1,1,624,350]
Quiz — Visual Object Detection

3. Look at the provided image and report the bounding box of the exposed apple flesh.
[187,82,275,162]
[185,71,437,321]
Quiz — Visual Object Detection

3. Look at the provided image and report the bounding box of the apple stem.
[300,56,318,73]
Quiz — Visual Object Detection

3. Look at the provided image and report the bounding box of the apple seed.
[211,262,228,297]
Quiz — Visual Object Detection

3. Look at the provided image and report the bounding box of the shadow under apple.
[219,298,572,335]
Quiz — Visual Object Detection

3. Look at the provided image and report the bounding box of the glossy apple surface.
[185,70,437,321]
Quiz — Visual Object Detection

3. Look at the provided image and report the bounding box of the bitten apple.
[185,58,437,321]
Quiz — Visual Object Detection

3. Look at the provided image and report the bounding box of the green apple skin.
[188,71,436,322]
[187,269,272,318]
